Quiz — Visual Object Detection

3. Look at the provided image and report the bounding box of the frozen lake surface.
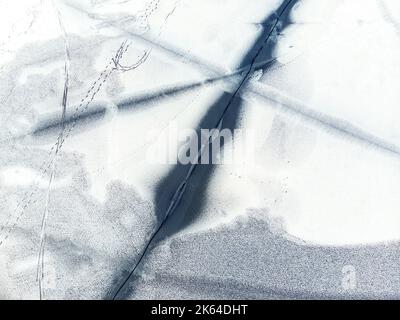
[1,0,400,299]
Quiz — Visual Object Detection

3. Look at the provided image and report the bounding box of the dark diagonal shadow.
[108,0,299,299]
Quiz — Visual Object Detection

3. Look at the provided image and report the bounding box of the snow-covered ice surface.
[1,0,400,299]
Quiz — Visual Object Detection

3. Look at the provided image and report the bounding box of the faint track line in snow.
[111,0,297,300]
[377,0,400,40]
[0,0,178,248]
[103,18,400,159]
[37,1,71,300]
[0,1,41,55]
[0,0,180,296]
[0,57,114,247]
[0,41,135,249]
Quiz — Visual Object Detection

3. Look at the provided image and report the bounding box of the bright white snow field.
[1,0,400,299]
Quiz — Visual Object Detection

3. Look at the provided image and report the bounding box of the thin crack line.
[111,0,295,299]
[37,0,70,300]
